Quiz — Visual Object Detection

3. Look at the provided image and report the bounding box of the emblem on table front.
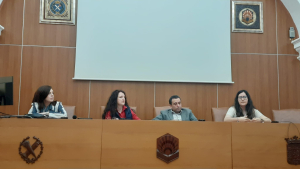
[156,133,179,163]
[19,136,44,164]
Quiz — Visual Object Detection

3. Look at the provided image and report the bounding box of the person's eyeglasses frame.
[238,96,248,100]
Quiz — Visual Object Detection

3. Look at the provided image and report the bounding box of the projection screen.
[74,0,233,83]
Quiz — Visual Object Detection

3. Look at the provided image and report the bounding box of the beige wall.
[0,0,299,120]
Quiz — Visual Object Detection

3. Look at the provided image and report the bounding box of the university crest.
[232,1,263,33]
[49,0,68,17]
[156,133,179,163]
[240,8,256,26]
[40,0,76,25]
[19,136,44,164]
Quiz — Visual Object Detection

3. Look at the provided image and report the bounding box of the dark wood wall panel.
[278,55,300,109]
[231,0,277,54]
[0,0,23,44]
[155,83,217,120]
[90,81,154,120]
[0,45,21,115]
[23,0,76,47]
[218,54,279,119]
[277,0,299,55]
[19,46,89,117]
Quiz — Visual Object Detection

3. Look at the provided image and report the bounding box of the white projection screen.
[74,0,233,83]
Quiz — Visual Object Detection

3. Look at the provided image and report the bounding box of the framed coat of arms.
[232,1,263,33]
[39,0,76,25]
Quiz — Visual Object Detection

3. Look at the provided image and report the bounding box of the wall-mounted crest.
[232,1,263,33]
[156,133,179,163]
[19,136,44,164]
[39,0,76,25]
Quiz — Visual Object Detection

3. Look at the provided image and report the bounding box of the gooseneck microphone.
[72,115,92,119]
[0,112,33,118]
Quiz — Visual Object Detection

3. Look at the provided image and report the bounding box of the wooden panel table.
[232,123,300,169]
[101,121,232,169]
[4,119,298,169]
[0,118,102,169]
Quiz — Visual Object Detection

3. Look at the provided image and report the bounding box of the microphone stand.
[0,115,33,118]
[0,112,36,119]
[0,112,67,119]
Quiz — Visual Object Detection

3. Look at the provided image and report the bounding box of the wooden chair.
[63,105,76,119]
[272,109,300,123]
[211,107,229,122]
[153,106,190,118]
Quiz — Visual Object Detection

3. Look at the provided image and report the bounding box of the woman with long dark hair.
[102,90,140,120]
[224,90,271,123]
[28,85,67,118]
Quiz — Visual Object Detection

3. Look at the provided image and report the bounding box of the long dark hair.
[234,90,255,119]
[102,90,129,119]
[32,85,56,111]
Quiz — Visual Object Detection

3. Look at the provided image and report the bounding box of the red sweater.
[105,105,140,120]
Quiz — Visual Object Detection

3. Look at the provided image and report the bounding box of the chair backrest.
[212,107,229,122]
[100,106,137,115]
[154,106,170,117]
[63,105,75,119]
[153,106,190,118]
[272,109,300,123]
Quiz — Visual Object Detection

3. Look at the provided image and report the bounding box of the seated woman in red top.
[102,90,140,120]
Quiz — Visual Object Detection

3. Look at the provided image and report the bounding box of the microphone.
[72,115,92,119]
[27,114,46,118]
[0,113,43,118]
[0,115,33,118]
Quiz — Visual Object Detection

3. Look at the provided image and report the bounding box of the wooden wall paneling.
[23,0,76,47]
[232,123,300,169]
[0,45,21,115]
[90,81,154,120]
[1,0,298,122]
[155,83,217,121]
[101,121,232,169]
[19,46,89,117]
[0,0,5,10]
[277,0,299,55]
[218,54,279,120]
[0,119,102,169]
[231,0,277,54]
[278,55,300,109]
[0,0,23,44]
